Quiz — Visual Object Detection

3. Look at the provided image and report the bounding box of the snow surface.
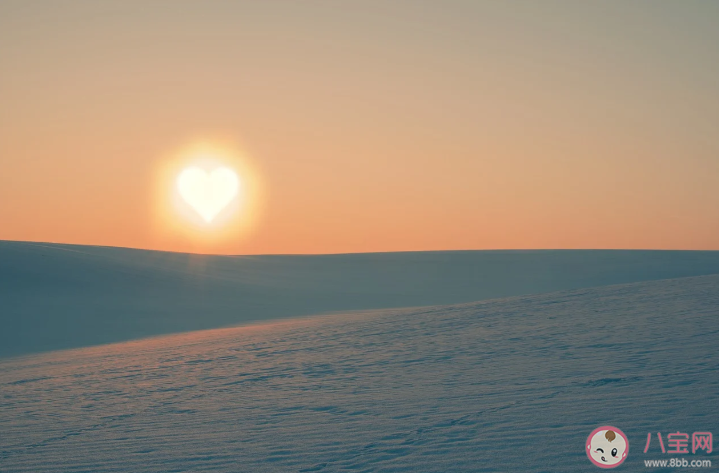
[4,240,719,358]
[1,275,717,472]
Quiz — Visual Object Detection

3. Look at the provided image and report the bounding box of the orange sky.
[1,1,718,254]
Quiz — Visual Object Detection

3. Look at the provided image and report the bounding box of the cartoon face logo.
[586,426,629,468]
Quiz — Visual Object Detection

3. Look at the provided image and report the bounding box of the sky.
[1,0,718,254]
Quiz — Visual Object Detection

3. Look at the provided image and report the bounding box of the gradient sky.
[1,0,718,254]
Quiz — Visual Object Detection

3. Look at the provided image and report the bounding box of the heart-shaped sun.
[177,166,239,222]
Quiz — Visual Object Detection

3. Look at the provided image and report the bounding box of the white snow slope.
[1,275,717,472]
[4,240,719,358]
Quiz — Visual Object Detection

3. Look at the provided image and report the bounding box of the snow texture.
[1,275,717,472]
[4,240,719,358]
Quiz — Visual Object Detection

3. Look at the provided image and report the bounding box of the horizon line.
[2,238,718,258]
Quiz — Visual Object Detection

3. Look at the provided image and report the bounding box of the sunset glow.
[1,2,717,254]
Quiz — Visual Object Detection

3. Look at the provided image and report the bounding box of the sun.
[176,166,240,223]
[153,139,263,249]
[170,149,244,227]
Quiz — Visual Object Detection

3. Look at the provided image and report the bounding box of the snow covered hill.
[3,240,719,358]
[1,275,717,472]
